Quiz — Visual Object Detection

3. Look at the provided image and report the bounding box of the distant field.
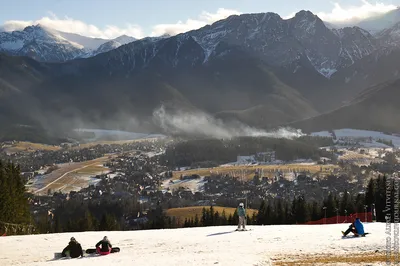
[71,138,156,149]
[73,164,108,174]
[1,137,163,153]
[30,156,113,195]
[2,141,61,153]
[172,164,338,179]
[166,206,258,221]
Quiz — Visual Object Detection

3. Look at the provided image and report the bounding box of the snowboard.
[342,232,370,238]
[86,247,120,254]
[53,252,82,259]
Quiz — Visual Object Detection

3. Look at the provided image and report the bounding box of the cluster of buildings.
[236,150,276,165]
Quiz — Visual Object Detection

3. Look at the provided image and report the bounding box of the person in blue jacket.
[342,217,365,237]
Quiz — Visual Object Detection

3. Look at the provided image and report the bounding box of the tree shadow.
[207,230,235,237]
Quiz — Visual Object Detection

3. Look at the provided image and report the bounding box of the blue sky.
[0,0,399,38]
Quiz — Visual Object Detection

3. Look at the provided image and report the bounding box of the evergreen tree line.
[162,136,334,168]
[0,161,31,225]
[181,175,400,228]
[36,196,140,233]
[182,206,257,228]
[35,174,400,233]
[256,175,399,224]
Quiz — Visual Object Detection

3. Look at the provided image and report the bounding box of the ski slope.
[0,223,389,265]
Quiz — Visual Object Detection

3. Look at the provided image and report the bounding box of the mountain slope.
[0,25,137,62]
[329,47,400,102]
[0,25,85,62]
[3,9,400,138]
[22,41,318,132]
[0,224,387,265]
[53,30,109,50]
[92,35,136,56]
[290,79,400,133]
[187,11,376,78]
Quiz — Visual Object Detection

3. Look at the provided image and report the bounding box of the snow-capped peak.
[0,23,138,62]
[112,35,136,45]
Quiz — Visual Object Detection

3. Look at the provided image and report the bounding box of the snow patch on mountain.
[92,35,136,56]
[0,39,24,50]
[0,24,136,62]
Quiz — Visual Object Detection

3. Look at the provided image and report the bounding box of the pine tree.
[310,201,321,221]
[228,214,233,225]
[324,193,337,218]
[0,161,31,225]
[201,207,207,226]
[99,213,120,231]
[246,214,252,225]
[295,195,308,223]
[251,212,257,226]
[232,209,238,225]
[209,206,215,226]
[214,211,220,226]
[340,190,350,216]
[257,201,266,225]
[79,210,96,231]
[221,210,227,225]
[365,177,375,207]
[275,200,284,224]
[54,214,62,233]
[265,203,272,225]
[284,201,293,224]
[375,175,387,222]
[290,198,297,224]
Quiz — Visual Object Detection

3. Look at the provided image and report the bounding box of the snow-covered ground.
[311,128,400,148]
[0,223,390,265]
[161,177,206,193]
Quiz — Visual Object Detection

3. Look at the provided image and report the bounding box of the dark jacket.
[62,241,83,258]
[96,240,112,252]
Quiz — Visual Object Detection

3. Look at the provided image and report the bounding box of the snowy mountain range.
[0,25,136,62]
[2,9,400,75]
[3,9,400,141]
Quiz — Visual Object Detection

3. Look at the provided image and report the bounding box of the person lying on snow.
[342,217,366,237]
[62,237,83,258]
[96,236,112,255]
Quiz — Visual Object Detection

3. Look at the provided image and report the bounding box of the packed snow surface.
[0,223,388,265]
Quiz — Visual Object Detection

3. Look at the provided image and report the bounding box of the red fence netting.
[304,212,373,225]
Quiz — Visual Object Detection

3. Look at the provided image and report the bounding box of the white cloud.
[316,0,396,23]
[1,12,144,39]
[1,8,241,39]
[283,1,396,24]
[150,8,241,37]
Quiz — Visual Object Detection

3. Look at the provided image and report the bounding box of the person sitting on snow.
[96,236,112,254]
[62,237,83,258]
[237,202,246,230]
[342,217,365,237]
